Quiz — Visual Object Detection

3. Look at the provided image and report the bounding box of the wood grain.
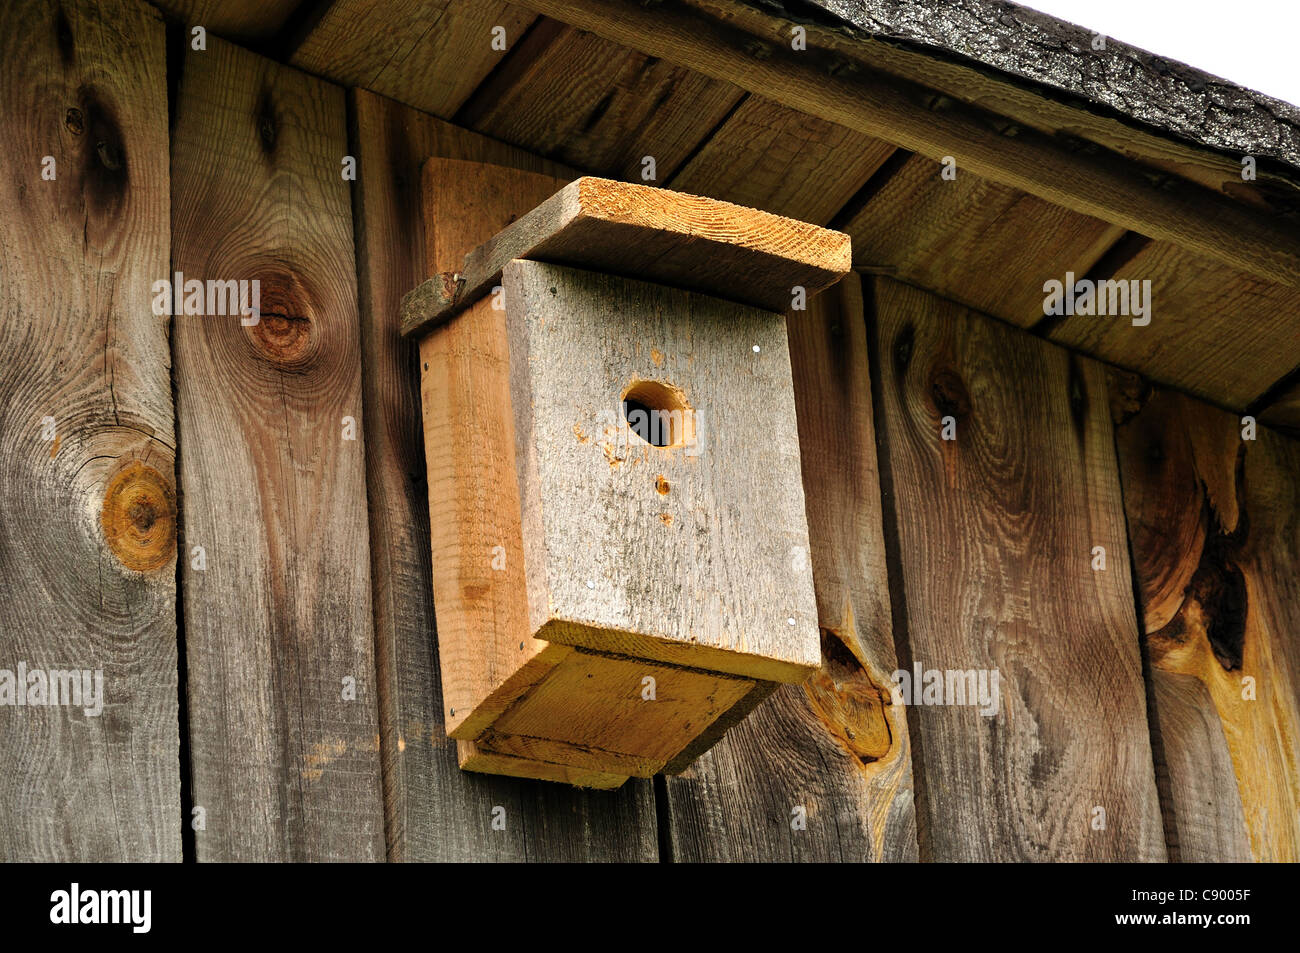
[488,651,754,777]
[842,153,1125,327]
[1147,671,1252,862]
[0,0,180,862]
[1258,376,1300,437]
[667,96,896,226]
[419,261,566,740]
[456,19,745,182]
[1112,374,1300,861]
[148,0,300,41]
[402,176,852,337]
[661,275,918,861]
[504,259,821,682]
[171,38,383,861]
[350,89,657,859]
[871,276,1165,861]
[510,0,1300,290]
[1045,241,1300,413]
[291,0,535,119]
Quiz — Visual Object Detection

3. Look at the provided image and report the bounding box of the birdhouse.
[403,175,851,788]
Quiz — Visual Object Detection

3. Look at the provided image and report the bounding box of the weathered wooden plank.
[0,0,180,863]
[1045,242,1300,413]
[870,276,1165,861]
[510,0,1300,289]
[662,275,918,861]
[171,38,383,861]
[456,19,745,182]
[148,0,300,41]
[401,176,851,337]
[1147,672,1252,862]
[350,89,658,859]
[291,0,535,119]
[1111,374,1300,861]
[667,95,896,226]
[842,153,1125,327]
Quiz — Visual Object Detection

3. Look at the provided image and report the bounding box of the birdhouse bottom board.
[418,259,821,789]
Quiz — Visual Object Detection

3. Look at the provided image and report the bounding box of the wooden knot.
[252,311,314,362]
[256,88,278,155]
[246,272,317,365]
[101,461,176,572]
[803,629,892,766]
[929,368,971,419]
[76,85,128,226]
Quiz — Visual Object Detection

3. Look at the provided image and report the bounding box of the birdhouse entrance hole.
[621,379,694,448]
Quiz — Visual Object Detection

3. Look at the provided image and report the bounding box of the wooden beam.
[454,19,746,181]
[510,0,1300,289]
[349,89,659,858]
[148,0,301,42]
[1111,373,1300,861]
[870,276,1166,860]
[171,39,384,861]
[1045,241,1300,412]
[400,176,852,337]
[776,0,1300,187]
[666,94,896,225]
[841,152,1125,327]
[0,0,180,862]
[291,0,535,119]
[1258,375,1300,436]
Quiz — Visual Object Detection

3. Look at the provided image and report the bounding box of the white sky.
[1018,0,1300,108]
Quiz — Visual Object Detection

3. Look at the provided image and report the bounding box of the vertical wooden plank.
[871,276,1166,861]
[1112,374,1300,861]
[0,0,180,862]
[171,39,383,861]
[661,276,918,861]
[350,89,658,860]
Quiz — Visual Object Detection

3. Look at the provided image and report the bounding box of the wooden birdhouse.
[403,169,851,788]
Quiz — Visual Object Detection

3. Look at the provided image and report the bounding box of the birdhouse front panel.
[504,259,821,682]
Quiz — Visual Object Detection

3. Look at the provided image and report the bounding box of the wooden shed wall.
[1,0,1297,862]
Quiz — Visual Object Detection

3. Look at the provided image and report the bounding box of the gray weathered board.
[503,259,820,682]
[869,276,1166,861]
[0,0,181,862]
[170,37,383,861]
